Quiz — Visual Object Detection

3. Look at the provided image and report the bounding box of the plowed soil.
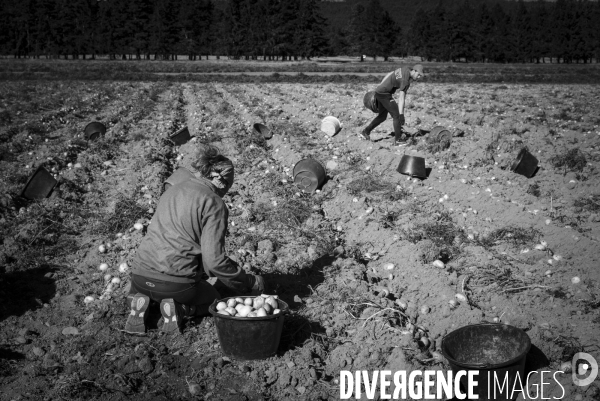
[1,78,599,401]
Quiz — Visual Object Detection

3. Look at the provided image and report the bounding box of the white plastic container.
[320,116,341,137]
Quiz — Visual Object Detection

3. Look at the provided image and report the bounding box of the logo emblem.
[572,352,598,387]
[145,282,155,287]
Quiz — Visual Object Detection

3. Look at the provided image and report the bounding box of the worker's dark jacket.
[131,176,253,291]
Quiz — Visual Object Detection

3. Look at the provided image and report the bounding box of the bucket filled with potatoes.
[214,294,281,317]
[209,295,289,360]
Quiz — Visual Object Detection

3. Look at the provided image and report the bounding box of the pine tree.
[53,0,94,58]
[592,0,600,62]
[220,0,247,59]
[551,0,576,63]
[428,0,448,61]
[379,11,400,61]
[275,0,301,60]
[511,0,533,62]
[295,0,328,59]
[473,3,493,62]
[262,0,281,59]
[347,3,368,59]
[328,27,351,57]
[488,3,511,62]
[571,0,589,63]
[530,0,550,63]
[194,0,215,59]
[408,8,432,61]
[5,0,48,57]
[446,0,474,62]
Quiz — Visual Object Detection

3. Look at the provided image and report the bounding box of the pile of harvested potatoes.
[215,295,281,317]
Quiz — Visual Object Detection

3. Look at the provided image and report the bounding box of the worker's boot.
[124,293,150,334]
[394,131,408,146]
[160,298,184,334]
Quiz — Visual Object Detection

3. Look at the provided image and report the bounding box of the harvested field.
[1,70,600,400]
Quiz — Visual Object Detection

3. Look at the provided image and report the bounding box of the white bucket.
[320,116,341,137]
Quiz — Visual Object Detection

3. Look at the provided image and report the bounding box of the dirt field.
[0,76,599,400]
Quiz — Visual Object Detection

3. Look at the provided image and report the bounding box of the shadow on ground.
[0,265,57,323]
[264,253,334,353]
[0,348,25,377]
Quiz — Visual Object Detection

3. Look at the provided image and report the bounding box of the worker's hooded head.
[192,145,234,197]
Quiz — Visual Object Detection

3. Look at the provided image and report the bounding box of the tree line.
[0,0,330,60]
[0,0,599,63]
[408,0,600,63]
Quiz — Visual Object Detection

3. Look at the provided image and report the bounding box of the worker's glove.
[250,274,267,295]
[398,114,405,126]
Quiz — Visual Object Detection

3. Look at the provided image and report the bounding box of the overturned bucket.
[163,167,194,192]
[170,126,191,146]
[84,122,106,141]
[511,148,538,178]
[396,155,427,179]
[209,297,289,360]
[363,91,379,113]
[21,166,58,200]
[442,323,531,401]
[253,123,272,139]
[429,126,452,148]
[320,116,341,137]
[293,159,326,193]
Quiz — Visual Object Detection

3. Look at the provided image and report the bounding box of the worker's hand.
[398,114,405,127]
[250,274,267,295]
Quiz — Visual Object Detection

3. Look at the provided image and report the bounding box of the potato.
[235,297,244,304]
[247,311,257,317]
[216,302,228,311]
[273,309,281,315]
[218,310,230,316]
[244,297,253,306]
[256,308,267,317]
[227,299,237,308]
[237,305,252,317]
[263,304,273,314]
[253,297,265,309]
[235,303,245,312]
[225,307,237,316]
[266,297,278,309]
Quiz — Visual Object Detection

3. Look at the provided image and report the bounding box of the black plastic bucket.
[396,155,427,179]
[170,126,191,146]
[163,167,194,192]
[209,297,289,360]
[253,123,272,139]
[84,122,106,141]
[20,166,58,200]
[511,148,538,178]
[363,91,379,113]
[292,159,326,193]
[429,126,452,149]
[441,323,531,401]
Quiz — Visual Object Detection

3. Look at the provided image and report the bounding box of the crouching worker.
[124,145,266,334]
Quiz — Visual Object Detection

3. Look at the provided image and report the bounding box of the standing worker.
[360,64,424,145]
[124,145,266,335]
